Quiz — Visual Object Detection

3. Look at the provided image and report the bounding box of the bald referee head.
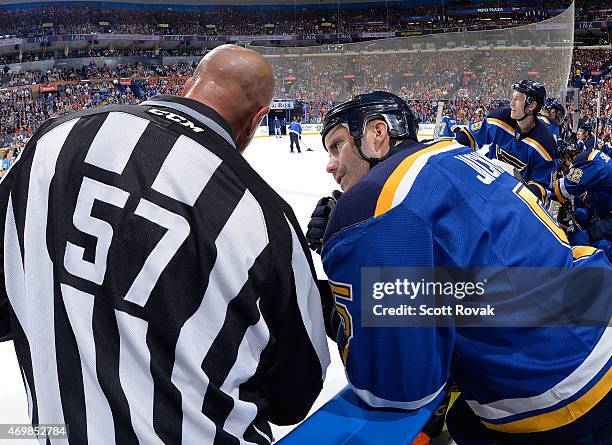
[183,44,275,152]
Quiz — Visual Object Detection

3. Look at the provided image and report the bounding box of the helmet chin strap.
[354,136,396,169]
[515,104,534,123]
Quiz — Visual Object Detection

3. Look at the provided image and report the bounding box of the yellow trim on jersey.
[374,140,455,217]
[288,129,300,136]
[482,367,612,433]
[588,149,600,161]
[514,184,569,245]
[330,283,351,298]
[524,137,553,161]
[572,245,598,261]
[527,181,547,202]
[538,115,551,125]
[459,127,476,150]
[329,280,354,366]
[554,180,567,203]
[496,146,527,171]
[488,118,515,136]
[335,304,352,365]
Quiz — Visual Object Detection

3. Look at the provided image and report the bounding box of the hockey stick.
[594,90,601,147]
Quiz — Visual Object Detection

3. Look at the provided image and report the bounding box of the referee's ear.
[238,105,270,153]
[182,77,194,96]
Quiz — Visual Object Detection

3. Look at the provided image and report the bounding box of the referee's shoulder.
[35,104,150,138]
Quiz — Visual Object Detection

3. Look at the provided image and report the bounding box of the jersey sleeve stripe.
[588,149,600,161]
[572,245,598,261]
[374,140,456,217]
[466,326,612,422]
[459,127,476,149]
[349,381,446,410]
[554,180,566,202]
[523,137,553,161]
[481,366,612,434]
[559,178,573,200]
[487,118,515,136]
[527,181,547,202]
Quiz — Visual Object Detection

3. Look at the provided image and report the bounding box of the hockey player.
[553,139,612,245]
[577,120,596,151]
[437,109,459,138]
[310,91,611,445]
[288,115,302,153]
[454,80,557,193]
[538,97,565,142]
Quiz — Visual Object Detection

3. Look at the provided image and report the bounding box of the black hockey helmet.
[578,119,593,132]
[321,91,418,151]
[557,139,581,160]
[544,97,566,122]
[512,80,547,114]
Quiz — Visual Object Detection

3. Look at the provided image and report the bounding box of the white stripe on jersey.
[171,189,268,445]
[391,143,464,214]
[61,284,116,444]
[84,112,149,174]
[559,177,573,200]
[115,310,164,445]
[5,195,26,336]
[285,216,331,379]
[152,135,223,206]
[221,300,270,442]
[24,118,78,436]
[5,195,32,421]
[467,326,612,420]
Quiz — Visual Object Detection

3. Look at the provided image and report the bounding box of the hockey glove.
[306,190,342,253]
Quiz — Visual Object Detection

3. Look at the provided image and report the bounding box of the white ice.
[0,134,347,443]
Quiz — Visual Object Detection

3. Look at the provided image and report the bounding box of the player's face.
[509,91,527,120]
[577,129,586,140]
[325,124,369,192]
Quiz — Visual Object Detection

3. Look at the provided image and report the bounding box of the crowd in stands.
[0,0,598,39]
[0,45,611,161]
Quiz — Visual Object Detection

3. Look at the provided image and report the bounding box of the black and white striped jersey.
[0,95,330,444]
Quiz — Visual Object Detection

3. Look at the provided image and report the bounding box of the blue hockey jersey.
[436,115,458,138]
[456,107,557,189]
[321,139,611,434]
[554,147,612,217]
[602,140,612,157]
[538,114,560,142]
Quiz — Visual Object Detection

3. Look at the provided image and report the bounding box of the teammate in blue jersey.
[577,120,596,152]
[538,97,565,142]
[553,140,612,246]
[310,91,611,444]
[455,80,557,195]
[436,111,459,138]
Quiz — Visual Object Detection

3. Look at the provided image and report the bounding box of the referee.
[0,45,330,444]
